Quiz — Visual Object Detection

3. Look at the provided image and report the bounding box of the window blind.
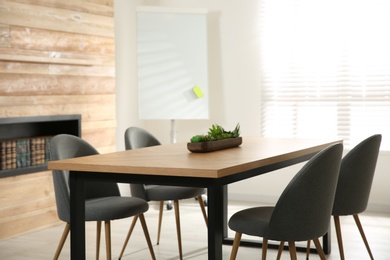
[260,0,390,149]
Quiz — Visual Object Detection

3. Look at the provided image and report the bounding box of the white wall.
[115,0,390,212]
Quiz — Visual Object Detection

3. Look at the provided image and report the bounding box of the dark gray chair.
[50,134,155,260]
[119,126,208,260]
[313,134,381,260]
[228,143,343,260]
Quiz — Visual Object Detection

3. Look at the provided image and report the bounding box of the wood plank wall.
[0,0,116,239]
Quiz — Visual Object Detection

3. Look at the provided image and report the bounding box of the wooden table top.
[48,137,342,179]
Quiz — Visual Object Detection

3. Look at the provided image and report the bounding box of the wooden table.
[48,137,342,260]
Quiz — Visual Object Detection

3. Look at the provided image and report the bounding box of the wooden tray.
[187,137,242,153]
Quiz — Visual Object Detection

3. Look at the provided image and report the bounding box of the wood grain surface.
[0,0,115,239]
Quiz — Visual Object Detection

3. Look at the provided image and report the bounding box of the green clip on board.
[193,86,204,98]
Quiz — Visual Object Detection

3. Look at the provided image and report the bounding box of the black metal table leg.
[207,184,224,260]
[69,171,86,260]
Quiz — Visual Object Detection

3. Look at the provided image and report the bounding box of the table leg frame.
[69,171,86,260]
[207,183,225,260]
[67,151,331,260]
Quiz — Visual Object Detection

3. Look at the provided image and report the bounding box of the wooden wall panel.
[0,171,55,212]
[0,0,116,239]
[13,0,114,16]
[0,25,10,48]
[0,1,114,37]
[0,25,115,65]
[0,171,59,239]
[0,61,115,76]
[0,74,115,95]
[10,26,115,55]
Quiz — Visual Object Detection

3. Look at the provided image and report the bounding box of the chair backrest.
[50,134,120,222]
[332,134,382,216]
[124,127,161,200]
[124,127,161,150]
[265,143,343,242]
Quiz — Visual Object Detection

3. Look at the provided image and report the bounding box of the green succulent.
[190,123,240,143]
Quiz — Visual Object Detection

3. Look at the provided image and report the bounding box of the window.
[260,0,390,149]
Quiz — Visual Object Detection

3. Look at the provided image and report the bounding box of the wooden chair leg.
[276,240,310,260]
[353,214,374,260]
[306,240,311,260]
[334,215,345,260]
[139,213,156,260]
[173,200,183,260]
[53,223,70,260]
[288,241,297,260]
[157,201,164,245]
[96,221,101,260]
[276,241,284,260]
[230,232,242,260]
[104,220,112,260]
[262,238,268,260]
[197,195,208,227]
[118,215,139,260]
[313,238,327,260]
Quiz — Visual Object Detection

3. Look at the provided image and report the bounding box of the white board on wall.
[137,6,209,120]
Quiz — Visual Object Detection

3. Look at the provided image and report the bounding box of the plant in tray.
[187,123,242,152]
[190,123,240,143]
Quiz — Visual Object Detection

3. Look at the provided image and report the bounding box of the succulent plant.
[190,123,240,143]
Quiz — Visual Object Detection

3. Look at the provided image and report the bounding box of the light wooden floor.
[0,199,389,259]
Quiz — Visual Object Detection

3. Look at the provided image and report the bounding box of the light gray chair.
[304,134,381,260]
[228,143,343,260]
[50,134,155,260]
[119,126,208,260]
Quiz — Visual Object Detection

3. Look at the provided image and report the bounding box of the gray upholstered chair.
[119,126,208,260]
[306,134,381,260]
[50,134,155,260]
[228,143,343,260]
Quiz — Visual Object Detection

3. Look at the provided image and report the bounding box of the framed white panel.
[137,7,209,120]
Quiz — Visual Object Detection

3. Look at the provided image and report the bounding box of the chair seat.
[85,196,149,221]
[145,185,205,201]
[229,206,274,237]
